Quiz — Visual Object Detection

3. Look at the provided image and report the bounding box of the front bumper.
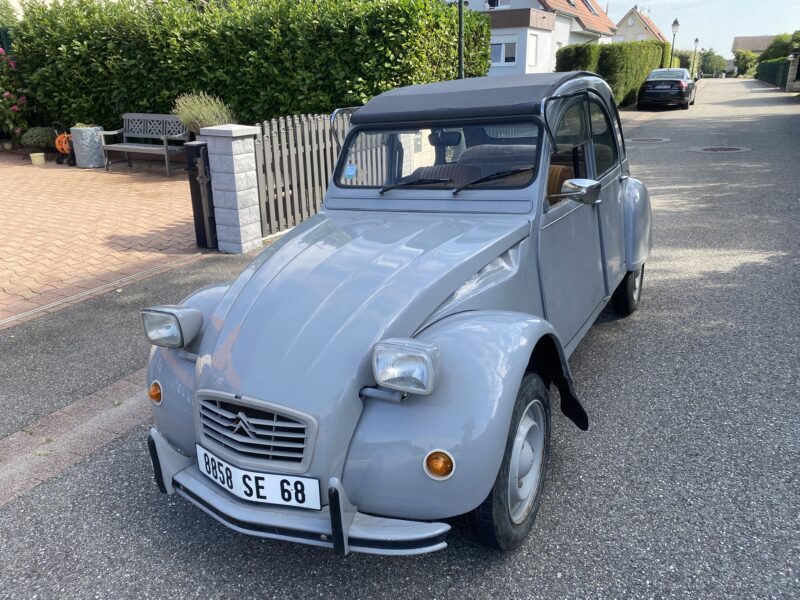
[147,428,450,556]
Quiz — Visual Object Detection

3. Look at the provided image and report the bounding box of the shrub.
[0,45,25,137]
[13,0,491,128]
[20,125,54,148]
[555,44,600,72]
[734,50,757,76]
[556,40,666,106]
[173,91,235,134]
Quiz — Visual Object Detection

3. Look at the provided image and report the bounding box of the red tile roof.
[539,0,617,37]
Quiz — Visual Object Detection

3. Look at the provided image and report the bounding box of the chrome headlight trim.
[372,338,440,396]
[140,306,203,348]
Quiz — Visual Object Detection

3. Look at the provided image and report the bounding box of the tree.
[0,0,18,28]
[673,49,693,71]
[758,33,793,61]
[698,48,726,75]
[734,50,758,75]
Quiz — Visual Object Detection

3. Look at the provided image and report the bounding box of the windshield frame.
[332,116,544,194]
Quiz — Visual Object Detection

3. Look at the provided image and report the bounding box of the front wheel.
[612,264,644,315]
[470,373,551,550]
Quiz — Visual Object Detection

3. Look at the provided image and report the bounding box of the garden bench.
[101,113,190,176]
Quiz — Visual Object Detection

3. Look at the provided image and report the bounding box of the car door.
[538,95,605,350]
[588,94,625,289]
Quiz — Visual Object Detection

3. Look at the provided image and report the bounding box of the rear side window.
[589,99,618,177]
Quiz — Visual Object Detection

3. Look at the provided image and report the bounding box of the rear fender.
[623,177,653,270]
[342,310,586,521]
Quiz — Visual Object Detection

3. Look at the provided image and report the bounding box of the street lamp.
[454,1,472,79]
[670,18,679,65]
[691,37,699,77]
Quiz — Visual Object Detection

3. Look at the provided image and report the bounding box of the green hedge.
[556,40,668,106]
[756,57,791,88]
[13,0,490,128]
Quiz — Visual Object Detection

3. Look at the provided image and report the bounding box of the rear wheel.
[681,101,690,110]
[637,101,646,110]
[612,264,644,315]
[470,373,550,550]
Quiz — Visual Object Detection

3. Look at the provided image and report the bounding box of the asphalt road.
[1,79,798,599]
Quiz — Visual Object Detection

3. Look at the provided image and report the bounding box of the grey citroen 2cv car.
[142,72,652,556]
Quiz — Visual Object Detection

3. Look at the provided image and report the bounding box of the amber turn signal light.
[424,450,455,480]
[148,381,162,404]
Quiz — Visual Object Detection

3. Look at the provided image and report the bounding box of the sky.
[606,0,800,58]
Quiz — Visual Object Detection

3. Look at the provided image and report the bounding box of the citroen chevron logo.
[232,411,258,438]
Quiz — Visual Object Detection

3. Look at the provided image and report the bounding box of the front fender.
[146,282,231,454]
[342,310,561,521]
[623,177,653,270]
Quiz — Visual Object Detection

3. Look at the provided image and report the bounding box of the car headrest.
[428,131,462,147]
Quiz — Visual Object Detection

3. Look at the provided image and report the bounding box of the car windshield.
[336,121,541,192]
[648,69,686,80]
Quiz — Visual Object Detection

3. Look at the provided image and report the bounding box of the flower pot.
[30,152,46,166]
[1,141,12,151]
[70,126,105,168]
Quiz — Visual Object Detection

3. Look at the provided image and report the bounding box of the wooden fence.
[256,112,352,236]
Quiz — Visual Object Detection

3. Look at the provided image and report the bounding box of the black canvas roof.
[350,71,594,125]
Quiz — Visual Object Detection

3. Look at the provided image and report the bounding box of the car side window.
[547,96,589,207]
[588,99,618,177]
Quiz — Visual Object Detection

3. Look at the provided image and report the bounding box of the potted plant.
[172,91,235,141]
[70,122,105,168]
[20,126,56,165]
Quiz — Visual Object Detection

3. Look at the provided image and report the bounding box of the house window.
[486,0,511,9]
[581,0,598,15]
[566,0,576,6]
[491,37,517,66]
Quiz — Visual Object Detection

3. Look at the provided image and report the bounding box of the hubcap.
[507,400,546,524]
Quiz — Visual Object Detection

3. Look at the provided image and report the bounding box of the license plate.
[196,445,321,510]
[655,84,671,89]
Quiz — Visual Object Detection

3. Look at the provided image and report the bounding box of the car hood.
[196,211,528,476]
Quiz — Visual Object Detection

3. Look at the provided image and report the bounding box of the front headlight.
[140,306,203,348]
[372,338,439,395]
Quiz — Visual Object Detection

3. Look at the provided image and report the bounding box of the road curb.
[0,369,151,508]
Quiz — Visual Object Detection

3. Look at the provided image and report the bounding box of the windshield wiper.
[451,167,534,194]
[379,177,453,194]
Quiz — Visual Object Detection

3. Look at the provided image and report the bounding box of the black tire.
[470,373,551,551]
[690,94,696,105]
[637,101,646,110]
[612,264,644,315]
[681,101,690,110]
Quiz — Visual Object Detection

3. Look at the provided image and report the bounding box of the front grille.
[198,398,308,465]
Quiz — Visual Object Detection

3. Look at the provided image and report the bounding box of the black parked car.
[637,68,696,110]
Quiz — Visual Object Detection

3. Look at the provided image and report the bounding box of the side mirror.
[548,178,601,205]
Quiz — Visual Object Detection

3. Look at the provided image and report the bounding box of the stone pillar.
[200,124,263,254]
[786,56,799,92]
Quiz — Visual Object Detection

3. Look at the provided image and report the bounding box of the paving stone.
[0,155,198,326]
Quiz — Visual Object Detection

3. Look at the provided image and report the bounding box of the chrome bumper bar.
[148,428,450,556]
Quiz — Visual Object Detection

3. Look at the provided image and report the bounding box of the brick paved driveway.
[0,153,198,327]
